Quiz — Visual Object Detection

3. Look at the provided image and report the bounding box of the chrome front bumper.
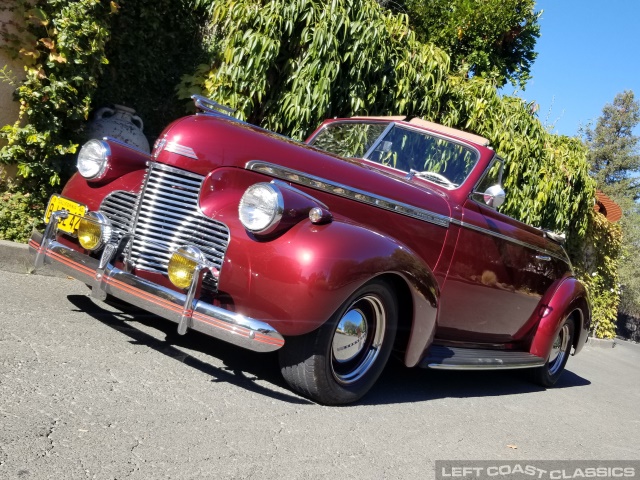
[29,225,285,353]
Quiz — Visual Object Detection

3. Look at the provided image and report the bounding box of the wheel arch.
[368,270,438,368]
[529,276,591,359]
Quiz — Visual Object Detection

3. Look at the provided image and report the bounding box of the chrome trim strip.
[29,230,284,353]
[150,162,204,180]
[245,161,450,228]
[449,218,569,264]
[271,179,329,210]
[164,141,198,160]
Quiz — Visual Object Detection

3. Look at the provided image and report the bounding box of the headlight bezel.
[77,139,111,181]
[238,182,284,235]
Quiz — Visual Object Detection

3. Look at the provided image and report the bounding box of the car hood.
[153,115,452,219]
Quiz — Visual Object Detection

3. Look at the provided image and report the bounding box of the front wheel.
[530,317,574,387]
[279,279,398,405]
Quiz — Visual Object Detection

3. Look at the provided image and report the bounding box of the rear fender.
[528,277,591,359]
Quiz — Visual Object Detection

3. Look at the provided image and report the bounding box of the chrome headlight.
[238,183,284,234]
[77,139,110,180]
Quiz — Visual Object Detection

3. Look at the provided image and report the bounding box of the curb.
[0,239,66,278]
[586,336,616,349]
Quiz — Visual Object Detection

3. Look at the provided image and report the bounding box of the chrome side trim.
[245,161,450,228]
[450,218,569,264]
[271,179,329,210]
[29,230,284,353]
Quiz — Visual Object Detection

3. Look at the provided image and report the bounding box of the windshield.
[309,121,479,188]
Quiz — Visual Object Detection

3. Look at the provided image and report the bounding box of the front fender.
[216,209,440,359]
[528,277,591,359]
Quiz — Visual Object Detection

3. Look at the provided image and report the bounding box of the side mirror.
[474,184,505,208]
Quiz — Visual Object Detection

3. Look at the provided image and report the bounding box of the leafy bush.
[179,0,450,139]
[0,0,114,240]
[0,0,206,240]
[0,184,49,242]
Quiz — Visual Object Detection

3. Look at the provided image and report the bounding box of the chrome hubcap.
[548,324,570,375]
[331,295,386,385]
[333,309,368,363]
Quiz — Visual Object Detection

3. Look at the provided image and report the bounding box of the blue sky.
[504,0,640,137]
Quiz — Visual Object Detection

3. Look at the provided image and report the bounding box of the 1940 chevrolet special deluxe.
[30,95,590,404]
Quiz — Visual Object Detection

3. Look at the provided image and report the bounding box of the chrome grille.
[100,191,138,241]
[99,163,230,289]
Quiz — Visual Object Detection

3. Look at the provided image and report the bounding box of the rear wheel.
[531,317,574,387]
[279,279,398,405]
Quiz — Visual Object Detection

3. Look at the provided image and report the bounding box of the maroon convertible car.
[30,95,590,404]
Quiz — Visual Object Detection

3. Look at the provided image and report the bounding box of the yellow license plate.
[44,195,87,235]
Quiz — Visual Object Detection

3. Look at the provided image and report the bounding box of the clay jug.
[85,105,150,152]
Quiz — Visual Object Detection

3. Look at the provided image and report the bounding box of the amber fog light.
[78,212,112,251]
[168,246,206,289]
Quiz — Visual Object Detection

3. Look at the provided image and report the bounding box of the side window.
[471,158,505,209]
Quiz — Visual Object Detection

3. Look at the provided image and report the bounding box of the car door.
[436,161,568,344]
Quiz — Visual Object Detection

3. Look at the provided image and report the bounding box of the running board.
[420,346,546,370]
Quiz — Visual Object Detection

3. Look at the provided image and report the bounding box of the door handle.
[535,255,551,261]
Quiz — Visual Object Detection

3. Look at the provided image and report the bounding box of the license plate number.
[44,195,87,235]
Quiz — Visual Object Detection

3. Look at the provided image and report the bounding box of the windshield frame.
[307,119,482,190]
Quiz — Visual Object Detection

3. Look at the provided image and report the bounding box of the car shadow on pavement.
[66,294,313,405]
[66,294,591,407]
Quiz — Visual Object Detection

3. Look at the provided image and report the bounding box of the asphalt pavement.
[1,251,639,479]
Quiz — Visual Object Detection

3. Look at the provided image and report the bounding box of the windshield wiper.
[408,169,457,188]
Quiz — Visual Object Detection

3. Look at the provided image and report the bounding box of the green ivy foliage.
[567,211,622,339]
[0,0,204,241]
[0,0,115,241]
[387,0,541,89]
[438,76,595,236]
[179,0,450,139]
[0,1,113,187]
